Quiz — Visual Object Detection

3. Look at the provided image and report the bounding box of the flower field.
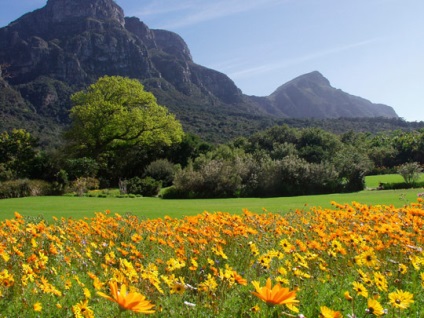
[0,199,423,317]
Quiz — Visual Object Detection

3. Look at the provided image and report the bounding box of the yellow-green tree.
[66,76,184,159]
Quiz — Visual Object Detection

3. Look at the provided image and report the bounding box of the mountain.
[0,0,398,144]
[265,71,397,118]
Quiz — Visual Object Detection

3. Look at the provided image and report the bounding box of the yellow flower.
[388,289,414,310]
[198,274,218,293]
[359,249,379,268]
[33,302,42,312]
[319,306,343,318]
[97,281,155,314]
[344,291,353,301]
[170,281,186,295]
[398,263,407,275]
[373,272,388,292]
[72,299,94,318]
[83,287,91,299]
[279,238,294,253]
[189,258,198,271]
[251,304,260,312]
[248,241,260,256]
[352,281,368,298]
[366,298,385,316]
[166,257,185,272]
[251,278,299,307]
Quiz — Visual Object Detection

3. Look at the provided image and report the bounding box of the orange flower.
[232,271,248,286]
[97,281,155,314]
[320,306,343,318]
[251,278,299,306]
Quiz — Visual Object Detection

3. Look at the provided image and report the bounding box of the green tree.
[66,76,184,159]
[65,157,99,180]
[333,145,373,192]
[297,127,342,163]
[0,129,38,181]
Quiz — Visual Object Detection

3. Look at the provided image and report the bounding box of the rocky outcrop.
[45,0,125,26]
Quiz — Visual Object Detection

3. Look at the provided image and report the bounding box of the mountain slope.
[0,0,398,144]
[264,71,397,118]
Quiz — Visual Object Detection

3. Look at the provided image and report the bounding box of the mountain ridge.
[0,0,398,143]
[266,71,397,118]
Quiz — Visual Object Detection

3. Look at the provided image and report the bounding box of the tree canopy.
[0,129,38,181]
[66,76,184,158]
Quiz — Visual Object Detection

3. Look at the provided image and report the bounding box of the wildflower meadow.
[0,198,423,317]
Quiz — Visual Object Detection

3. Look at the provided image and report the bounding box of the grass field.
[0,174,423,220]
[365,173,424,188]
[0,188,422,221]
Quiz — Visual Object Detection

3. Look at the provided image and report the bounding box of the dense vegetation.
[165,126,423,198]
[1,76,423,199]
[1,122,423,199]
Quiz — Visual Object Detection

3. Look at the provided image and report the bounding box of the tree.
[0,129,38,181]
[66,76,184,159]
[333,145,373,192]
[297,127,342,163]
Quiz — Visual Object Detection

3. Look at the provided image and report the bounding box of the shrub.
[0,163,14,181]
[160,186,188,199]
[144,159,179,187]
[307,162,341,194]
[127,177,161,197]
[171,153,342,198]
[26,180,52,196]
[172,158,249,198]
[0,179,52,199]
[244,155,313,197]
[397,162,422,185]
[378,181,424,190]
[50,169,69,195]
[71,177,100,196]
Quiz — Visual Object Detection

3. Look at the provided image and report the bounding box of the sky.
[1,0,423,122]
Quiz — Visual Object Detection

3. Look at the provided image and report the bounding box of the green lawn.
[0,188,422,221]
[365,173,424,188]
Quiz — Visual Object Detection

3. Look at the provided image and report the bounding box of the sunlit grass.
[0,188,423,221]
[365,173,424,188]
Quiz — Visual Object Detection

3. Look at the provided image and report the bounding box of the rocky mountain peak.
[267,70,397,119]
[288,71,330,87]
[44,0,125,26]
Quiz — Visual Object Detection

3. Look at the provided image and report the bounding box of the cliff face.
[0,0,398,143]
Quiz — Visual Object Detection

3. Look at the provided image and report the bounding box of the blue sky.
[1,0,423,121]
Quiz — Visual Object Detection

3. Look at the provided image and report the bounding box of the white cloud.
[229,38,383,80]
[129,0,285,29]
